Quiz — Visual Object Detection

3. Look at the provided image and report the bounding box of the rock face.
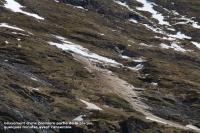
[0,0,200,133]
[120,118,150,133]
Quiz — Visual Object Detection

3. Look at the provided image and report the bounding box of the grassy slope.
[0,0,200,132]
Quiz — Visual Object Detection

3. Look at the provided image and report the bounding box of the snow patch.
[64,3,87,11]
[73,115,86,121]
[128,64,144,71]
[191,42,200,49]
[133,58,146,63]
[12,32,29,36]
[142,24,164,34]
[98,33,105,36]
[136,0,169,25]
[74,6,87,10]
[113,0,131,11]
[129,18,138,23]
[120,55,146,63]
[49,36,121,66]
[142,24,191,40]
[80,99,103,111]
[5,41,9,44]
[50,35,146,72]
[113,0,145,19]
[168,31,191,40]
[0,23,24,31]
[160,43,190,52]
[49,42,120,66]
[121,55,131,60]
[186,125,200,131]
[32,88,40,91]
[151,82,158,86]
[3,0,44,20]
[138,43,154,47]
[175,16,200,29]
[155,36,175,41]
[31,77,38,81]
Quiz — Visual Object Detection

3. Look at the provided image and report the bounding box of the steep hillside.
[0,0,200,133]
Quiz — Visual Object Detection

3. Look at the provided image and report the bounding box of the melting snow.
[172,10,179,15]
[49,36,121,66]
[136,0,169,25]
[50,35,146,72]
[142,24,164,34]
[74,6,87,10]
[142,23,191,40]
[160,43,190,52]
[0,23,24,31]
[80,99,103,110]
[175,16,200,29]
[113,0,146,19]
[121,55,146,63]
[128,64,144,71]
[167,27,176,31]
[12,32,29,36]
[191,42,200,49]
[138,43,154,47]
[129,18,138,23]
[121,55,131,59]
[133,58,146,63]
[155,36,176,41]
[31,77,38,81]
[32,88,40,91]
[114,0,132,11]
[186,125,200,131]
[64,3,87,11]
[151,82,158,86]
[168,31,191,40]
[3,0,44,20]
[5,41,9,44]
[73,115,86,121]
[49,42,121,65]
[98,33,105,36]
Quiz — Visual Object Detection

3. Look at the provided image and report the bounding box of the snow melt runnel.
[80,99,103,111]
[113,0,150,22]
[3,0,44,20]
[135,0,169,26]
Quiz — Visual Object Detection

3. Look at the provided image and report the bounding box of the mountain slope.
[0,0,200,133]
